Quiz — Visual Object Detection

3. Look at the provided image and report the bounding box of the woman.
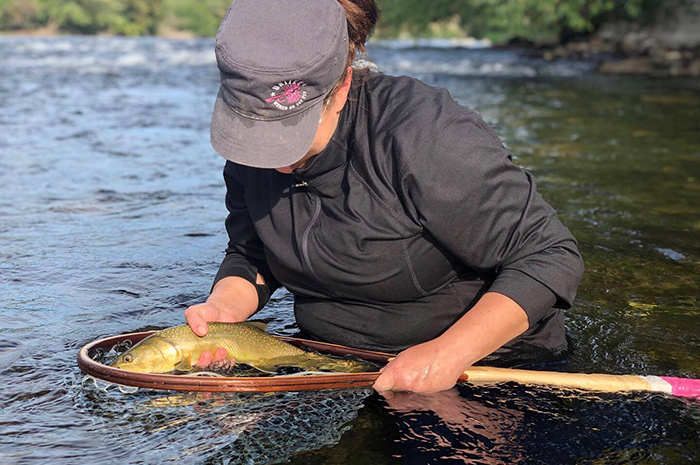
[185,0,584,394]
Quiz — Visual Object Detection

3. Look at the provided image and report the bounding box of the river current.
[0,36,698,464]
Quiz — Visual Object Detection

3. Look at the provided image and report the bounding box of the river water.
[0,36,698,464]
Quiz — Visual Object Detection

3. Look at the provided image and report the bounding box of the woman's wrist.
[206,276,260,321]
[431,334,481,376]
[203,295,247,322]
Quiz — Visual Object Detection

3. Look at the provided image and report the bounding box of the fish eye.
[123,354,134,363]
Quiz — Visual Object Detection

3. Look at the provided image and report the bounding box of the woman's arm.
[185,161,279,336]
[373,292,528,393]
[379,109,584,393]
[398,109,584,331]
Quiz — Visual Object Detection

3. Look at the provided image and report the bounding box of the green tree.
[113,0,162,35]
[38,0,113,34]
[161,0,230,36]
[30,0,160,35]
[0,0,42,30]
[375,0,671,44]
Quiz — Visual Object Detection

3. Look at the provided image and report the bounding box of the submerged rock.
[598,53,700,77]
[598,57,655,75]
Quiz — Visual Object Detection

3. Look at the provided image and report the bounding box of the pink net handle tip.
[661,377,700,399]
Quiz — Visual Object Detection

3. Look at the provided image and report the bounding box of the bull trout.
[109,322,374,374]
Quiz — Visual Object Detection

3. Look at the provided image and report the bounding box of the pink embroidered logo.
[266,80,307,111]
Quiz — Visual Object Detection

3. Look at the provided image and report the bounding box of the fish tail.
[312,358,375,373]
[267,354,376,374]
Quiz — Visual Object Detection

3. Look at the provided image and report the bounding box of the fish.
[109,322,374,374]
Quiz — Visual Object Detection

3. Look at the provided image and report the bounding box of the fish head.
[110,336,181,373]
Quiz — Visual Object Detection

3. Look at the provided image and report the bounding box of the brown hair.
[325,0,378,103]
[338,0,378,66]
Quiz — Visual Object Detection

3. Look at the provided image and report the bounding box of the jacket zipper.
[299,185,334,296]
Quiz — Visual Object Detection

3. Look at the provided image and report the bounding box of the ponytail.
[325,0,378,103]
[337,0,379,64]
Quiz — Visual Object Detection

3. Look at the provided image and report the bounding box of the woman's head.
[210,0,378,169]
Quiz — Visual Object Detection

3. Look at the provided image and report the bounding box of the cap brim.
[211,88,323,169]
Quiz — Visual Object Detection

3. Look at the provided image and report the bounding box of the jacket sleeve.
[399,110,584,327]
[213,161,280,308]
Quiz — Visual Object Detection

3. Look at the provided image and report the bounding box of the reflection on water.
[0,37,698,464]
[383,384,698,465]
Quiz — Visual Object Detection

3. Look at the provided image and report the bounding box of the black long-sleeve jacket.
[213,72,584,359]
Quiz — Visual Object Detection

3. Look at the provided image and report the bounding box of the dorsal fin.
[247,321,268,332]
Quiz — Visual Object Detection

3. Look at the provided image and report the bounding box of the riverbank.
[0,26,196,39]
[540,2,700,77]
[539,28,700,77]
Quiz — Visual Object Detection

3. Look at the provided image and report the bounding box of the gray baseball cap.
[211,0,349,169]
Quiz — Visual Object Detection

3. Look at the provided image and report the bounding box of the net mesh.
[79,377,372,464]
[79,338,375,463]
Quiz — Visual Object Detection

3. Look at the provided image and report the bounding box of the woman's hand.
[194,347,236,369]
[372,292,530,394]
[185,300,246,337]
[372,340,467,394]
[185,275,262,368]
[185,276,261,337]
[185,301,245,368]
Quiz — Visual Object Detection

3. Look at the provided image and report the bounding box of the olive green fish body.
[110,322,372,374]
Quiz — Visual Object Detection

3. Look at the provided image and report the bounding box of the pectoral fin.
[247,321,268,332]
[248,356,335,375]
[247,362,279,374]
[174,359,193,372]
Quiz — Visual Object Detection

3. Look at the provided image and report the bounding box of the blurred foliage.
[0,0,42,30]
[0,0,163,35]
[0,0,230,36]
[376,0,670,43]
[160,0,229,37]
[0,0,685,43]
